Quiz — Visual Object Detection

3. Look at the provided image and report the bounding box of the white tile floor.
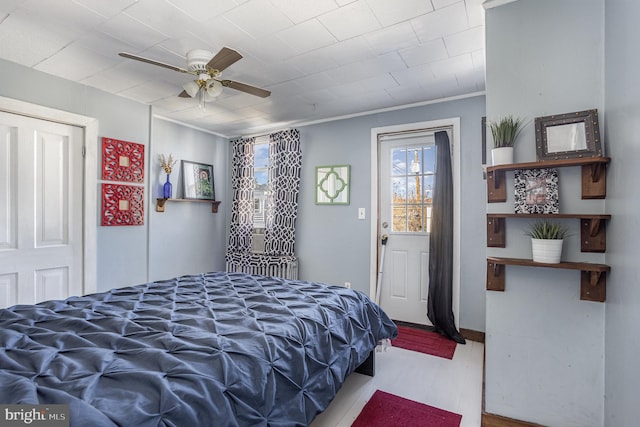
[311,339,485,427]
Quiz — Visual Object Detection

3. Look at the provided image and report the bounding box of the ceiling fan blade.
[178,90,192,98]
[221,80,271,98]
[207,47,243,72]
[119,52,193,74]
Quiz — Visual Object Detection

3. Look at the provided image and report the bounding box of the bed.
[0,271,397,426]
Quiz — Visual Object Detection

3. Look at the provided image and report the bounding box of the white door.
[378,134,437,325]
[0,112,84,307]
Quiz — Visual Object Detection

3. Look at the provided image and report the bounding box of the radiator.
[226,253,298,280]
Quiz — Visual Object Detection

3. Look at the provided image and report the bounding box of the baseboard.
[482,412,545,427]
[460,328,485,343]
[392,320,431,330]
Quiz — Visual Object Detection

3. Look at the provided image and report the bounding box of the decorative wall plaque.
[102,137,144,183]
[101,183,144,226]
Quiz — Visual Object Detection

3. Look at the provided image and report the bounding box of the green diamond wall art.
[315,165,350,205]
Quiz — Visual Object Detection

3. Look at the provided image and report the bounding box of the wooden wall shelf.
[156,198,221,213]
[487,213,611,252]
[485,156,611,302]
[486,157,610,203]
[486,257,610,302]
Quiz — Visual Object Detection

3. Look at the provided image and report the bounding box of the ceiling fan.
[118,47,271,108]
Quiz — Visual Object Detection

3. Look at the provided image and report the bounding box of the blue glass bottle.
[163,174,172,198]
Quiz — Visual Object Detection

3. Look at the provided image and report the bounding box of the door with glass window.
[378,135,436,325]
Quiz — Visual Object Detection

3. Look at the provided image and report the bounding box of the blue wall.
[604,0,640,425]
[295,95,487,332]
[0,58,226,292]
[147,117,227,282]
[0,53,488,333]
[485,1,605,425]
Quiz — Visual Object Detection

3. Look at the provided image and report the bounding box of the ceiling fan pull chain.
[199,89,206,111]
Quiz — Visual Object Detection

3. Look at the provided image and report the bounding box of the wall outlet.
[344,282,351,288]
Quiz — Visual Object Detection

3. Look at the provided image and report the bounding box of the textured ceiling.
[0,0,485,137]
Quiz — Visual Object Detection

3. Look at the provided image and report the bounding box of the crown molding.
[483,0,520,10]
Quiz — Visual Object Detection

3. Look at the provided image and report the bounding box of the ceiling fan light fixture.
[206,80,223,98]
[182,80,200,97]
[119,47,270,102]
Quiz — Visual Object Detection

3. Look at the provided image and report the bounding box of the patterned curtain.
[227,137,255,258]
[264,129,302,256]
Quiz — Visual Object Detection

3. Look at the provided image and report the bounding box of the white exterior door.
[378,134,436,325]
[0,111,84,307]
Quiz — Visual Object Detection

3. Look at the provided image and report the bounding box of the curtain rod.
[237,127,294,140]
[377,125,453,141]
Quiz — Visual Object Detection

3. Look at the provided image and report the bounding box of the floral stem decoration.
[160,154,177,174]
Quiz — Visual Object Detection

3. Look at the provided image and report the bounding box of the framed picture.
[316,165,350,205]
[514,168,559,214]
[535,109,602,161]
[181,160,215,200]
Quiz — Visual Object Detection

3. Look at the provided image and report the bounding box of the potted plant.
[488,115,525,165]
[525,220,569,264]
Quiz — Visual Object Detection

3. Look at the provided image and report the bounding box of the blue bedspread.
[0,272,397,426]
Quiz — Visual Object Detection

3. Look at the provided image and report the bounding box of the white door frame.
[0,96,98,295]
[370,117,461,326]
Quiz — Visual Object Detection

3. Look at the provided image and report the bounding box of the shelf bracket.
[582,163,607,199]
[492,218,501,234]
[580,270,607,302]
[580,218,607,252]
[590,162,604,183]
[588,218,602,237]
[487,170,506,203]
[589,271,602,287]
[486,260,505,292]
[486,216,505,247]
[156,198,167,212]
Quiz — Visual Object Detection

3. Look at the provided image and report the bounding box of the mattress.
[0,272,397,426]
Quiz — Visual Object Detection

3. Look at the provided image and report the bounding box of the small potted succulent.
[488,115,525,165]
[525,220,569,264]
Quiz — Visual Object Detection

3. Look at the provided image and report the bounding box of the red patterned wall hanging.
[101,184,144,226]
[102,137,144,183]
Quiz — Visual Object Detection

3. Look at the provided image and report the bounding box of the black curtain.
[427,130,466,344]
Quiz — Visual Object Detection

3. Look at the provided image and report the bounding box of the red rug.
[352,390,462,427]
[391,325,457,359]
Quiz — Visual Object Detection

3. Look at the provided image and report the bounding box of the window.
[391,144,437,233]
[252,136,269,251]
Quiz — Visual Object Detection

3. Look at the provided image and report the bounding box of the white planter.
[531,238,563,264]
[491,146,514,166]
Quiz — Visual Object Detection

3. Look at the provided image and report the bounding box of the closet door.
[0,112,84,307]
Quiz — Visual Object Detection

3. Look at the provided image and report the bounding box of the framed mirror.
[535,109,602,161]
[316,165,350,205]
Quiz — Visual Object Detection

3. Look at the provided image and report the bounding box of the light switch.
[358,208,366,220]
